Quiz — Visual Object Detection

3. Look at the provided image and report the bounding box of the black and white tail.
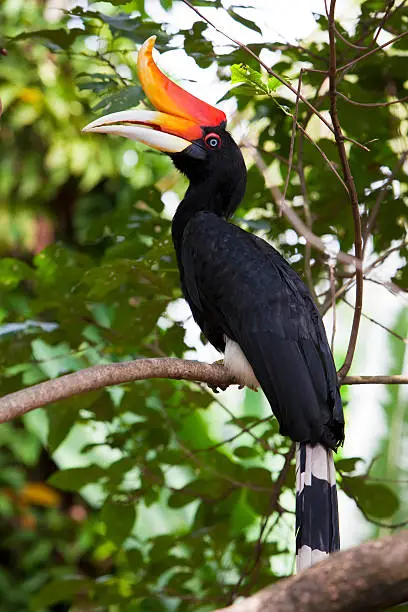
[295,441,339,571]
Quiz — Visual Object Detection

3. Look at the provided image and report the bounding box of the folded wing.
[180,211,344,449]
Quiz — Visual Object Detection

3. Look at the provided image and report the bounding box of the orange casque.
[137,36,226,137]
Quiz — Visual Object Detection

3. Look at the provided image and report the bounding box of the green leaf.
[230,63,255,86]
[31,338,84,378]
[230,63,280,96]
[102,0,134,4]
[47,405,80,453]
[267,75,281,92]
[245,467,273,515]
[48,465,105,491]
[168,478,230,508]
[233,446,260,459]
[77,72,121,94]
[138,597,167,611]
[336,457,363,473]
[93,85,143,114]
[10,28,85,50]
[46,391,103,452]
[0,258,34,289]
[101,500,136,546]
[30,578,91,609]
[227,8,262,35]
[342,476,400,518]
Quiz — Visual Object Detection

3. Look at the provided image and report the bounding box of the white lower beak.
[82,109,194,153]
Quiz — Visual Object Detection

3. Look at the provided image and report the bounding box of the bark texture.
[216,530,408,612]
[0,357,406,424]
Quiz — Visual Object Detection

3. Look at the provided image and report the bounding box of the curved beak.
[82,36,226,154]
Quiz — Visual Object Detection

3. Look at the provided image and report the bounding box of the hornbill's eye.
[204,133,221,149]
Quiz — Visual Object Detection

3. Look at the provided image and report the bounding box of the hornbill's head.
[83,36,246,214]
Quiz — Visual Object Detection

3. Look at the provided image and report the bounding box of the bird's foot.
[209,359,230,393]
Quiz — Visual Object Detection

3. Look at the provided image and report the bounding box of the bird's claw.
[208,359,229,393]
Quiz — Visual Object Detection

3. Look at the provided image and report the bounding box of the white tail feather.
[296,442,339,572]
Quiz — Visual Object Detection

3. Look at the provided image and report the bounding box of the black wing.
[180,211,344,450]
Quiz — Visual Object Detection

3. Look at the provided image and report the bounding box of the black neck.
[171,174,246,253]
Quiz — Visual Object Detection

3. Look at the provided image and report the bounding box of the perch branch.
[214,529,408,612]
[0,359,407,424]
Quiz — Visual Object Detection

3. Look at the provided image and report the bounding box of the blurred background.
[0,0,407,610]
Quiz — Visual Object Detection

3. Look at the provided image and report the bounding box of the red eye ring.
[204,132,221,149]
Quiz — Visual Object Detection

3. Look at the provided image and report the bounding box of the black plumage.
[171,128,344,451]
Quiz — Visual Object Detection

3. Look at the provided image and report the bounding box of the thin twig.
[320,241,407,314]
[282,71,303,202]
[329,263,337,353]
[338,30,408,73]
[337,92,408,108]
[296,121,348,191]
[297,78,331,306]
[363,152,408,252]
[371,0,396,45]
[158,403,271,495]
[247,99,347,189]
[192,416,272,454]
[342,298,407,344]
[364,276,407,297]
[297,134,319,304]
[199,384,270,451]
[327,0,363,380]
[365,241,408,274]
[247,145,360,268]
[332,24,368,50]
[95,51,130,87]
[241,145,295,170]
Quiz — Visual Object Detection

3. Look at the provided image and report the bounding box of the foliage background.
[0,0,407,610]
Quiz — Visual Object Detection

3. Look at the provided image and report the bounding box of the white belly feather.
[224,336,259,390]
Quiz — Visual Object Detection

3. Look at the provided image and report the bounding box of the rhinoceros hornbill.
[83,36,344,571]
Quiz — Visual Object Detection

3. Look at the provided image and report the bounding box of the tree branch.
[338,30,408,73]
[214,530,408,612]
[282,71,302,202]
[342,297,408,344]
[342,375,408,385]
[337,91,408,108]
[362,152,408,252]
[0,359,407,424]
[0,359,233,423]
[327,0,363,381]
[245,144,361,269]
[371,0,397,46]
[320,241,408,316]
